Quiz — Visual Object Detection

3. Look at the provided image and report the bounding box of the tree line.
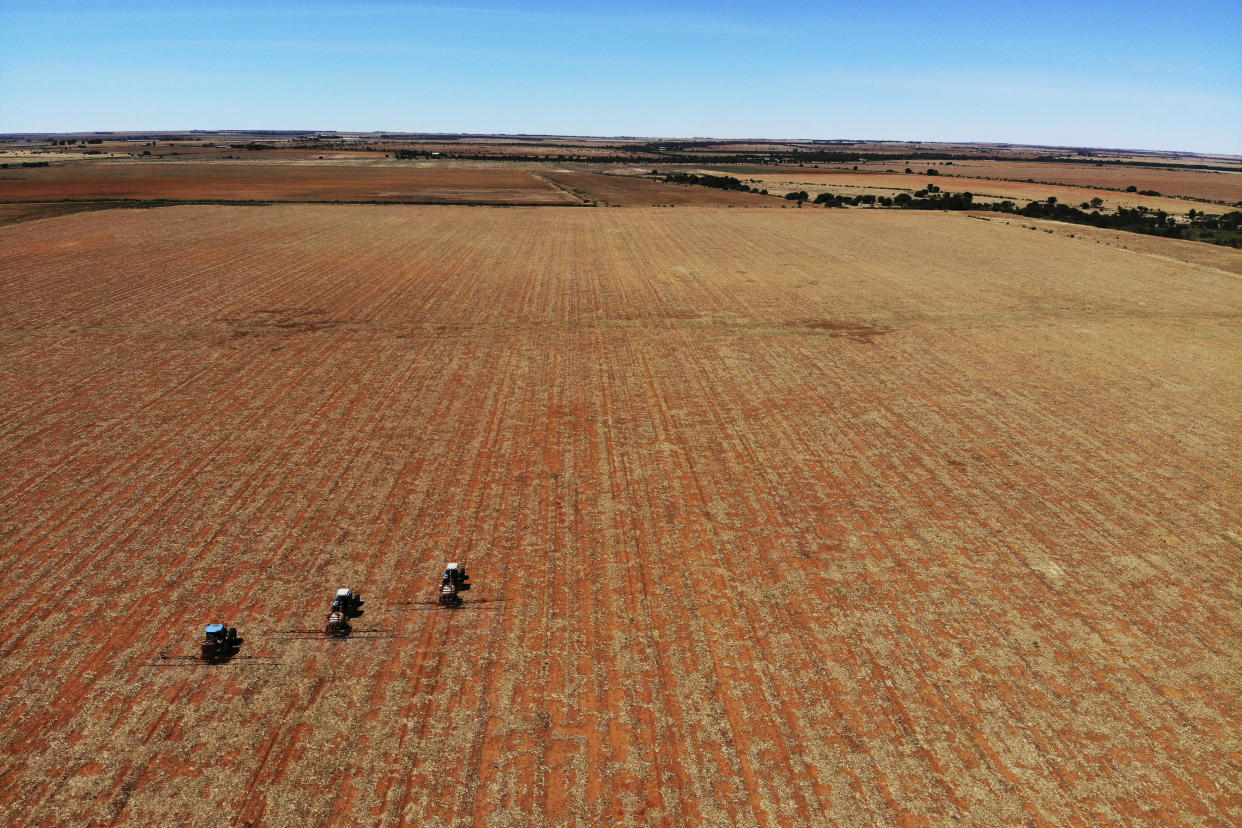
[808,189,1242,247]
[661,172,767,194]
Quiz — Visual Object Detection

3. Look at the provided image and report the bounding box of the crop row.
[0,206,1236,825]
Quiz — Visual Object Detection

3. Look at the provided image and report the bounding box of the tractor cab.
[333,587,363,616]
[201,623,239,663]
[439,562,469,606]
[443,563,469,589]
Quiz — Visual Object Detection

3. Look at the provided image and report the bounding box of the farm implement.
[144,567,478,666]
[438,562,470,606]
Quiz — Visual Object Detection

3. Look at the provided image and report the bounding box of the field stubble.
[721,171,1221,215]
[0,162,577,204]
[773,161,1242,205]
[0,206,1237,825]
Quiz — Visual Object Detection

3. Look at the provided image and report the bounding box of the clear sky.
[1,0,1239,153]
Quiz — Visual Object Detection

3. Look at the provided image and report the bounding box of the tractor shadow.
[396,596,506,612]
[141,636,286,668]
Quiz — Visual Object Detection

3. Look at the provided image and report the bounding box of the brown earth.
[0,137,655,165]
[933,161,1242,203]
[0,162,577,204]
[0,206,1238,826]
[965,213,1242,275]
[801,161,1242,204]
[541,170,777,206]
[0,202,125,227]
[713,170,1218,215]
[0,146,380,163]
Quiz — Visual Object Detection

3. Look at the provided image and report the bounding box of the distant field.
[0,201,121,226]
[0,162,578,204]
[722,170,1214,214]
[0,205,1236,825]
[799,160,1242,204]
[935,160,1242,203]
[542,169,776,206]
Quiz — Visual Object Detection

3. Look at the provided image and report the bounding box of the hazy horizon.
[3,130,1238,158]
[2,1,1239,155]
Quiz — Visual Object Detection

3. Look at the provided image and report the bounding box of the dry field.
[968,214,1242,273]
[542,170,776,206]
[0,205,1238,826]
[0,202,123,227]
[811,161,1242,205]
[932,161,1242,204]
[711,170,1215,215]
[0,162,577,204]
[0,139,652,165]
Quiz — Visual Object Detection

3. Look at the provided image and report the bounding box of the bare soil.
[931,160,1242,203]
[0,206,1237,826]
[541,170,777,206]
[719,170,1220,215]
[0,162,577,204]
[789,161,1242,205]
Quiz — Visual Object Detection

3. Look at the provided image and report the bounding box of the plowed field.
[787,162,1242,205]
[0,163,576,204]
[924,161,1242,204]
[0,206,1237,826]
[542,171,776,206]
[721,171,1212,215]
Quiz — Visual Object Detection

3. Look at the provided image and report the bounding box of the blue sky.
[1,1,1238,153]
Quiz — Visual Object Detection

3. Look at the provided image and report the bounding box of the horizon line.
[2,131,1239,158]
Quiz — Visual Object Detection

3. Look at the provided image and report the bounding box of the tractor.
[438,562,469,606]
[443,563,469,590]
[200,623,240,663]
[332,587,364,618]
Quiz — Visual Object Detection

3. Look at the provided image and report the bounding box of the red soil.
[935,160,1242,203]
[795,160,1242,204]
[0,162,577,204]
[541,170,777,206]
[0,206,1237,825]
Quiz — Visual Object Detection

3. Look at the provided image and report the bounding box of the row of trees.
[661,172,767,194]
[792,187,1240,247]
[654,168,1238,247]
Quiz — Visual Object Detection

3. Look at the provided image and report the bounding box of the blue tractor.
[200,623,240,663]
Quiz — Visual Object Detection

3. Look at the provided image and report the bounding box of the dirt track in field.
[0,162,576,204]
[0,206,1238,826]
